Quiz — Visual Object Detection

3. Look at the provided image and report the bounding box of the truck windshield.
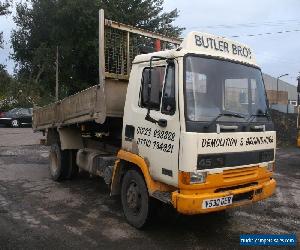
[184,55,268,122]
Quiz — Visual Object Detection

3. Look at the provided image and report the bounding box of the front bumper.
[171,178,276,215]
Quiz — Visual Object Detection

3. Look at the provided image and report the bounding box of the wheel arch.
[110,150,174,196]
[46,127,83,150]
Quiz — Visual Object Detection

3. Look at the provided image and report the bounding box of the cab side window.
[140,66,166,110]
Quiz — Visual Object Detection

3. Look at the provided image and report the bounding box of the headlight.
[180,171,207,184]
[266,162,275,172]
[190,172,207,184]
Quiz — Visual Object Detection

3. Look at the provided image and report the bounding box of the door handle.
[158,119,167,128]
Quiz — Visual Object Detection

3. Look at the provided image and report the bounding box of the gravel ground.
[0,127,44,146]
[0,128,299,249]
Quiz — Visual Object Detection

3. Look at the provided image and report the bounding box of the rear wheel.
[121,169,152,228]
[49,143,70,181]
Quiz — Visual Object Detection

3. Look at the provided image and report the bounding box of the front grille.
[197,149,274,170]
[223,166,258,182]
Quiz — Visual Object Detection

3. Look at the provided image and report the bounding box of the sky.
[163,0,300,85]
[0,0,299,85]
[0,3,15,74]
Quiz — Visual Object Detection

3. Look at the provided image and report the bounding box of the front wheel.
[121,169,152,228]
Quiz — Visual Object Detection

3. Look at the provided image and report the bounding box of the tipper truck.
[33,9,276,228]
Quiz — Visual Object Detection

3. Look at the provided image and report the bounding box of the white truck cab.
[122,31,276,218]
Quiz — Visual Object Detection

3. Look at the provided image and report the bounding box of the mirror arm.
[145,111,167,128]
[145,111,158,124]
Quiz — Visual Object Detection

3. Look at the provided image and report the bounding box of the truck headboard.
[99,9,181,81]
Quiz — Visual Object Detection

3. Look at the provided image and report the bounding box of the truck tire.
[49,143,69,181]
[121,169,152,228]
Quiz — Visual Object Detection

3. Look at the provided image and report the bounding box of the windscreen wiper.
[205,112,246,129]
[246,110,271,124]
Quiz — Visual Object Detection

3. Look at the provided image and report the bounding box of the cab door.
[123,61,180,187]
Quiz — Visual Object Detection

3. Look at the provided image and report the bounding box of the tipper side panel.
[33,85,106,130]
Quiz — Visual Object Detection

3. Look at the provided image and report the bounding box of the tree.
[0,0,10,49]
[1,1,38,110]
[11,0,184,103]
[0,0,10,15]
[0,65,43,110]
[0,0,13,108]
[0,65,11,96]
[101,0,183,37]
[0,66,17,111]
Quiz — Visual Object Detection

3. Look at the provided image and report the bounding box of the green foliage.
[0,1,14,110]
[0,65,12,97]
[0,0,10,15]
[0,0,10,49]
[0,67,38,111]
[0,0,36,110]
[11,0,184,104]
[101,0,183,37]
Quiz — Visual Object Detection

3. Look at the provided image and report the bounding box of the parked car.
[0,108,33,128]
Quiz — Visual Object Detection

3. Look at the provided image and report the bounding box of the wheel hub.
[126,182,141,211]
[12,120,18,127]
